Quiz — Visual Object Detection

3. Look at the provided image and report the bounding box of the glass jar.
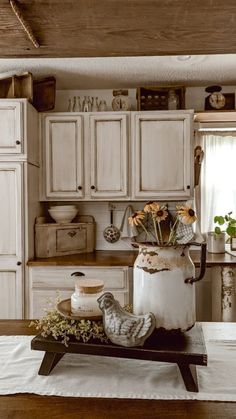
[71,278,104,319]
[168,90,179,110]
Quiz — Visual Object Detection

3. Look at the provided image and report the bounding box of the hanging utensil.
[103,205,120,243]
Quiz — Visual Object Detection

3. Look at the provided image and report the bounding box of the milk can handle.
[184,242,207,284]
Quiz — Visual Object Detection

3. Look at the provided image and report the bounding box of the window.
[198,130,236,234]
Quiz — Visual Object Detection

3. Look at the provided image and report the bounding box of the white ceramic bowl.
[48,207,78,224]
[49,205,77,210]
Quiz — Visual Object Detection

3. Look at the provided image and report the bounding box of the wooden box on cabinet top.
[35,216,95,258]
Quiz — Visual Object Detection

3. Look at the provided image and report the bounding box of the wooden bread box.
[35,215,95,258]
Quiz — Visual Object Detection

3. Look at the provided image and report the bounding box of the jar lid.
[75,279,104,294]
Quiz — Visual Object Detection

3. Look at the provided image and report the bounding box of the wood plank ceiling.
[1,0,236,58]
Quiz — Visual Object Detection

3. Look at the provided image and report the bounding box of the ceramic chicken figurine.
[97,292,156,347]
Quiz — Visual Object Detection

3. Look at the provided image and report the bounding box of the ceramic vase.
[133,244,206,332]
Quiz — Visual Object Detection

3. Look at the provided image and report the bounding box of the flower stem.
[152,216,160,245]
[157,221,163,245]
[168,218,179,245]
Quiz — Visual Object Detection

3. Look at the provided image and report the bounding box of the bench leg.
[177,363,198,392]
[38,352,65,376]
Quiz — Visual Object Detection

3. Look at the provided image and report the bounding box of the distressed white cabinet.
[0,163,22,263]
[0,99,40,319]
[131,111,193,200]
[0,270,23,319]
[41,112,129,200]
[0,162,23,318]
[0,101,23,154]
[28,266,132,318]
[42,114,84,199]
[0,99,39,165]
[89,114,129,198]
[41,110,194,201]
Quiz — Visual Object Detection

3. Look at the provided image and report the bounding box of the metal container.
[133,243,206,332]
[207,232,225,253]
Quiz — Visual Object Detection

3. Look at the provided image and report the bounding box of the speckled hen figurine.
[97,292,156,347]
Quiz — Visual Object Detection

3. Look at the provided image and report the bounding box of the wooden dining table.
[0,320,236,419]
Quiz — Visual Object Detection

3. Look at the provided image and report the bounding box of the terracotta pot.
[133,243,206,332]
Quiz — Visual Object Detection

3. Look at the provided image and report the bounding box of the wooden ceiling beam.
[0,0,236,58]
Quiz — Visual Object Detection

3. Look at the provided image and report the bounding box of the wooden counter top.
[27,249,236,267]
[27,250,138,267]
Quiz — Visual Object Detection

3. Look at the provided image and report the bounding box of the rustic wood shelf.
[31,323,207,393]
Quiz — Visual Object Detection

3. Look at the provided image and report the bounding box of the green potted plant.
[207,212,236,253]
[224,212,236,250]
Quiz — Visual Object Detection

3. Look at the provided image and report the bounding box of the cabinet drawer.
[31,267,127,290]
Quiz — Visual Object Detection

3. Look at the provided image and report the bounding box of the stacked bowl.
[48,205,78,224]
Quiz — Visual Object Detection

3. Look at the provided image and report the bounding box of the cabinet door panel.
[90,114,128,198]
[44,115,83,198]
[0,271,23,319]
[0,163,22,262]
[140,120,184,191]
[132,112,193,199]
[0,101,22,154]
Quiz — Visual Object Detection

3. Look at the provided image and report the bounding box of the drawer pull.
[16,140,21,145]
[71,272,85,277]
[67,230,77,238]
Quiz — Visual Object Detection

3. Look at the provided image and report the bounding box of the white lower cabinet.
[0,162,23,319]
[0,270,23,319]
[28,266,132,318]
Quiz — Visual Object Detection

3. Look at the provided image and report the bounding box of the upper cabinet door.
[132,111,193,200]
[0,101,23,154]
[90,114,129,198]
[44,115,84,199]
[0,162,22,266]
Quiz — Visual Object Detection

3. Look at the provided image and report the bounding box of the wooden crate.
[35,215,95,258]
[0,72,33,101]
[137,85,185,111]
[33,76,56,111]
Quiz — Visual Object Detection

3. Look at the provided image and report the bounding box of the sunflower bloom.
[128,211,145,226]
[176,206,197,225]
[144,201,160,213]
[153,208,168,223]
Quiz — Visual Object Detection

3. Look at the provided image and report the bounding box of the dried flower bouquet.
[30,306,108,346]
[128,201,197,246]
[30,301,133,346]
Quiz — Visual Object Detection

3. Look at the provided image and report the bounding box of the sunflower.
[144,201,160,213]
[176,205,197,225]
[153,208,168,223]
[128,211,145,226]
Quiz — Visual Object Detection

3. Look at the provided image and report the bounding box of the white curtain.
[200,132,236,234]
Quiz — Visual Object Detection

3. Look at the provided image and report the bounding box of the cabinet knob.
[17,261,22,266]
[187,185,190,189]
[91,185,96,190]
[77,186,82,190]
[16,140,21,145]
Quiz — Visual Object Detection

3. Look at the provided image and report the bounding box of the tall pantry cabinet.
[0,99,40,318]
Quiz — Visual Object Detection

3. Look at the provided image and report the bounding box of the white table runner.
[0,323,236,400]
